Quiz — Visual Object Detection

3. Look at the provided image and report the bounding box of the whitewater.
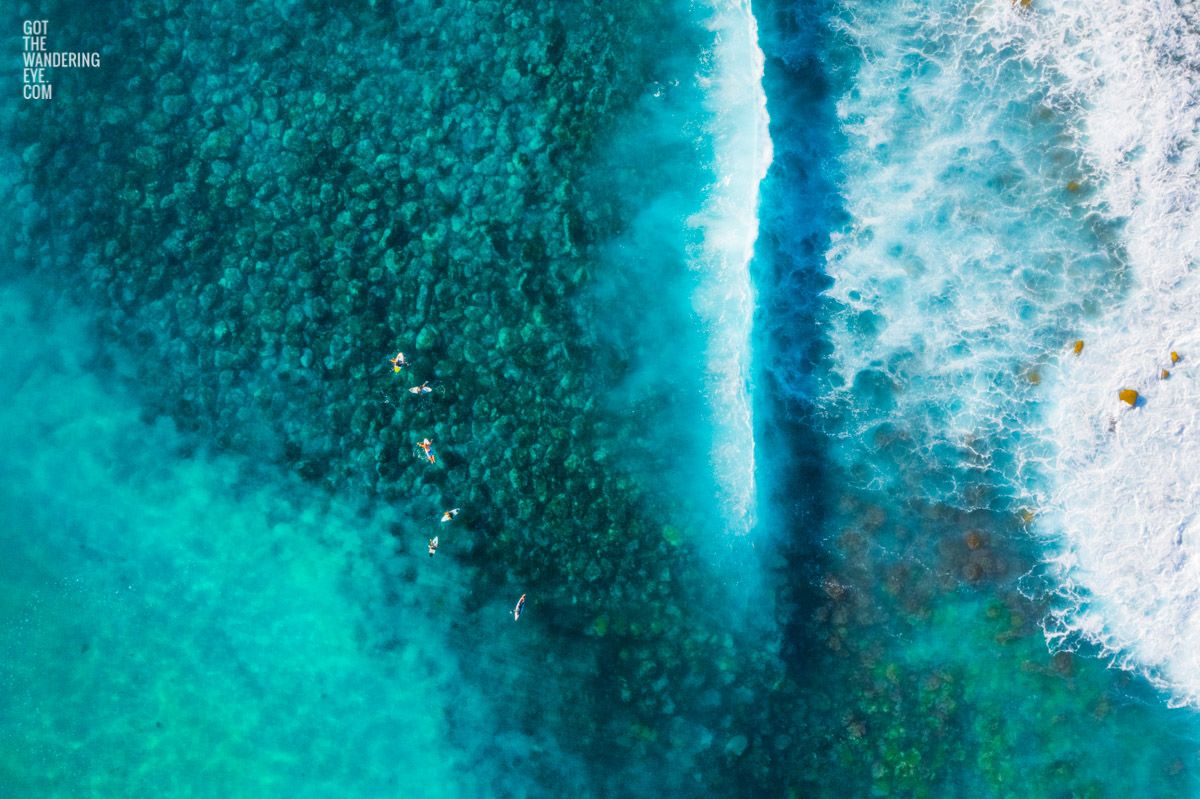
[992,0,1200,706]
[801,0,1200,708]
[689,0,772,534]
[591,0,770,539]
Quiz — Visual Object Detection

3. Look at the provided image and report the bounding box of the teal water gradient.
[3,0,779,795]
[7,0,1200,795]
[0,290,538,798]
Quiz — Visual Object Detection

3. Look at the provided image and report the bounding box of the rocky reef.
[6,0,785,792]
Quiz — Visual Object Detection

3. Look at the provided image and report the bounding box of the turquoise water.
[6,0,1200,795]
[0,290,497,798]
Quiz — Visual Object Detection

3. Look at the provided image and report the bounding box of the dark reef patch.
[6,0,785,794]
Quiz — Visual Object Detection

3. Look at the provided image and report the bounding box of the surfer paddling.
[511,593,526,621]
[388,351,408,372]
[440,508,460,523]
[417,438,436,464]
[428,536,439,557]
[409,381,433,395]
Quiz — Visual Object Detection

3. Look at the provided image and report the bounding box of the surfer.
[428,536,439,557]
[409,381,433,395]
[440,508,460,523]
[418,438,436,464]
[388,351,408,372]
[511,593,526,622]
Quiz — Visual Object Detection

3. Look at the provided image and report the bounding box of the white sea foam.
[813,0,1089,507]
[689,0,772,533]
[985,0,1200,703]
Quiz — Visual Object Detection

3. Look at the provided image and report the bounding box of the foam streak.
[999,0,1200,705]
[690,0,772,533]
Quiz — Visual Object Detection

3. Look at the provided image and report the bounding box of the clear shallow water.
[0,291,467,797]
[7,0,1200,795]
[4,0,781,795]
[0,289,596,798]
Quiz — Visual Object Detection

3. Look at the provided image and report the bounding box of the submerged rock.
[415,325,439,350]
[724,734,749,757]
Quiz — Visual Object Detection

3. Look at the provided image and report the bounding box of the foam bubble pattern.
[997,0,1200,705]
[816,0,1113,509]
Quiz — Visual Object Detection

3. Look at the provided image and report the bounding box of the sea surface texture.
[4,0,1200,795]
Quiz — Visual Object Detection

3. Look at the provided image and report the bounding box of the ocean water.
[756,0,1200,793]
[7,0,1200,796]
[1020,0,1200,707]
[4,0,781,796]
[0,289,512,799]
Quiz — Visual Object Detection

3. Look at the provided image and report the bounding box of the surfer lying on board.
[409,381,432,395]
[428,537,438,557]
[388,352,408,372]
[511,593,526,621]
[440,508,460,523]
[417,438,436,463]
